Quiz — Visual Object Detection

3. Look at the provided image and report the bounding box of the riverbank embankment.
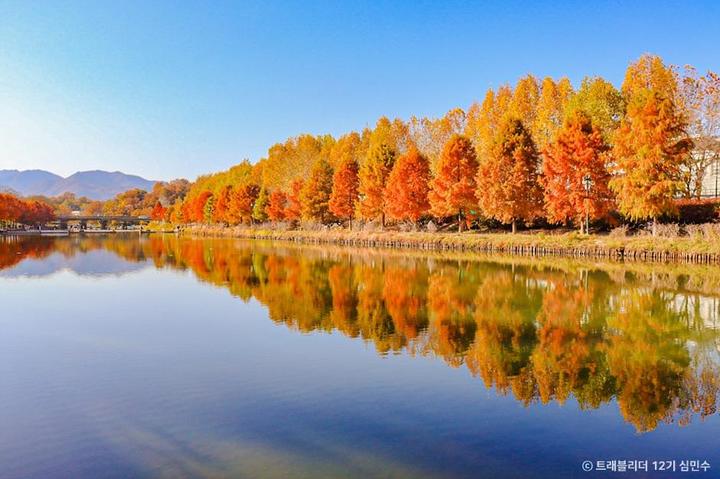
[178,224,720,264]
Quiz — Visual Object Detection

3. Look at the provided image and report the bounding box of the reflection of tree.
[356,263,403,353]
[532,277,612,407]
[605,290,691,432]
[383,263,429,347]
[0,236,56,269]
[6,235,720,433]
[467,268,542,404]
[426,264,478,367]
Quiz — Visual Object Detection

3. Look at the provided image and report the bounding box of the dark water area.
[1,235,719,478]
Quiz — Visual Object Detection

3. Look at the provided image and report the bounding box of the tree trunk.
[579,216,584,235]
[458,213,463,233]
[652,218,657,237]
[381,213,385,230]
[511,220,517,234]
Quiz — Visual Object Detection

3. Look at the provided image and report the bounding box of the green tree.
[252,187,269,223]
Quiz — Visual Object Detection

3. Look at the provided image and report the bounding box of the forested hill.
[0,169,157,200]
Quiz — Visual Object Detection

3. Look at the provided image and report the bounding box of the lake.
[1,235,718,478]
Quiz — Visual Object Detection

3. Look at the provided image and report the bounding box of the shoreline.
[177,224,720,265]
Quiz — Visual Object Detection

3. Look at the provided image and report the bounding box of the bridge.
[54,215,151,230]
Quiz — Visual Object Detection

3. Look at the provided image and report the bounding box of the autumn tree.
[510,75,540,134]
[212,185,233,224]
[300,157,334,223]
[266,190,287,222]
[533,77,573,151]
[429,134,479,231]
[252,187,269,223]
[284,179,304,222]
[229,183,260,225]
[358,143,396,226]
[609,90,692,233]
[188,191,212,223]
[203,194,216,223]
[151,201,167,221]
[466,85,513,161]
[384,148,431,224]
[409,108,466,170]
[542,111,613,233]
[328,158,359,226]
[622,54,678,105]
[476,118,543,233]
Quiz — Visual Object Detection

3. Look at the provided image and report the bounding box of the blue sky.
[0,0,718,181]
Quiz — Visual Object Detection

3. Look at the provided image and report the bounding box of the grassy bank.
[173,224,720,264]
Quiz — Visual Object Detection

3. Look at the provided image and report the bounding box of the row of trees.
[172,55,719,234]
[0,192,55,227]
[13,179,192,220]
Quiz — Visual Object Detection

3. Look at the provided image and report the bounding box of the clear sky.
[1,0,718,181]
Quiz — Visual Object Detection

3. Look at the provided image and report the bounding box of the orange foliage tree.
[384,148,431,224]
[542,111,614,233]
[229,183,260,225]
[428,134,479,231]
[328,158,359,225]
[300,157,334,223]
[476,118,543,232]
[0,193,55,226]
[212,185,233,223]
[358,143,395,226]
[609,90,692,233]
[284,179,304,222]
[150,201,167,221]
[266,190,288,222]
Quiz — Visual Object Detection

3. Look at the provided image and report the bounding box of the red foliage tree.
[329,158,360,225]
[285,179,304,222]
[384,148,431,224]
[266,190,288,222]
[212,186,233,224]
[0,193,23,223]
[151,201,167,221]
[542,111,614,233]
[188,191,213,223]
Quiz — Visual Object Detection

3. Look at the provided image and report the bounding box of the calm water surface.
[1,235,719,478]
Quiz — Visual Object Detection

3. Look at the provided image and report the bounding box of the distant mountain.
[0,169,157,200]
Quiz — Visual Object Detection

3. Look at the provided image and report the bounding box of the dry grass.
[165,222,720,264]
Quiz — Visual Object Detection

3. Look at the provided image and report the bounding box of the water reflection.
[2,234,719,433]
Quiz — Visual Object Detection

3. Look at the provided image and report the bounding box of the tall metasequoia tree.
[609,90,692,234]
[542,112,613,233]
[300,157,334,223]
[358,143,396,226]
[329,158,360,226]
[429,134,479,231]
[384,148,431,224]
[476,118,543,233]
[285,179,304,222]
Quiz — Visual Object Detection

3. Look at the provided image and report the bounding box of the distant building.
[701,157,720,198]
